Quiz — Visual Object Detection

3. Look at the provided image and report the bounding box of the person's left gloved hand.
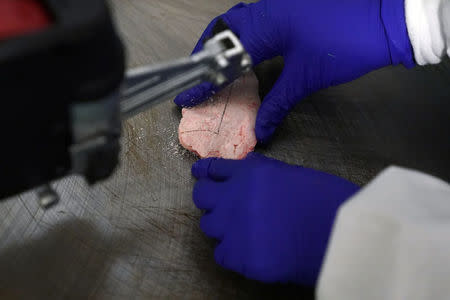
[174,0,414,144]
[192,152,359,285]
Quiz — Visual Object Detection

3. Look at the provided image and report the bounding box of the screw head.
[215,73,227,86]
[37,185,59,209]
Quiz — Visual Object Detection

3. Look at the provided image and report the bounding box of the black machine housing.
[0,0,125,199]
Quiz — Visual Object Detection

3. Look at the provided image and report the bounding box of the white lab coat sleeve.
[316,166,450,300]
[405,0,450,65]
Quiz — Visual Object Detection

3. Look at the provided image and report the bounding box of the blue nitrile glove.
[175,0,415,144]
[191,152,360,285]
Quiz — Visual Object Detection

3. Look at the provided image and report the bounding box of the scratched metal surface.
[0,0,449,299]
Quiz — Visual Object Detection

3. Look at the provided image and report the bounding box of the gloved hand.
[175,0,414,144]
[191,152,360,285]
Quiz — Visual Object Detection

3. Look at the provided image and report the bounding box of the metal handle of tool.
[120,30,252,119]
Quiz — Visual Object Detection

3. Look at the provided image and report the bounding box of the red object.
[0,0,51,39]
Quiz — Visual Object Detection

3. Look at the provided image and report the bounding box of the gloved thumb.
[222,2,280,66]
[173,81,216,107]
[255,62,304,144]
[173,14,224,107]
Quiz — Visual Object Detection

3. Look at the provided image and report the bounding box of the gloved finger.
[214,240,226,266]
[192,153,271,180]
[222,2,281,65]
[214,238,245,275]
[192,157,239,181]
[207,158,244,181]
[174,5,245,108]
[192,178,223,210]
[255,62,304,144]
[199,211,226,240]
[208,152,281,180]
[244,152,270,162]
[246,152,288,168]
[191,157,215,179]
[173,15,224,107]
[173,81,216,107]
[190,16,221,54]
[215,236,289,283]
[190,5,250,55]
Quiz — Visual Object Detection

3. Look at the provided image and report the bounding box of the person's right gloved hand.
[191,152,360,285]
[174,0,415,144]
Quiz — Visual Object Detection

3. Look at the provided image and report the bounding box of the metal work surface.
[0,1,449,299]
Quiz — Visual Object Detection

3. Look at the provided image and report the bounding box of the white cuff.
[317,166,450,300]
[405,0,450,65]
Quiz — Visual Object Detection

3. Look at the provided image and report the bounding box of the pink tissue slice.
[178,71,260,159]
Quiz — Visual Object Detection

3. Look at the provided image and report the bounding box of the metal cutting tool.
[0,0,251,206]
[121,29,251,118]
